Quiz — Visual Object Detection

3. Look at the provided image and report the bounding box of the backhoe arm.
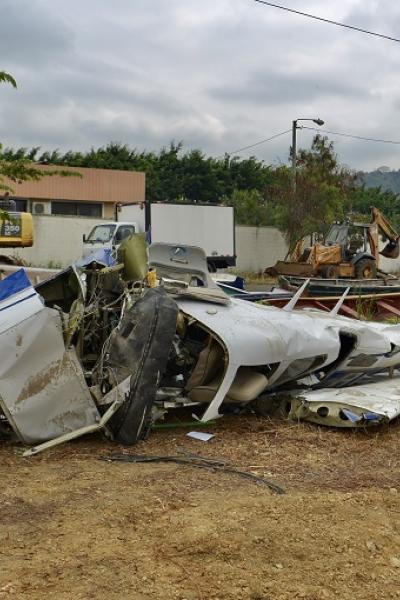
[370,207,400,261]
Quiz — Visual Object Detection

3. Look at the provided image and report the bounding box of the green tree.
[348,184,400,229]
[2,142,277,205]
[266,135,356,250]
[0,71,17,88]
[8,130,387,240]
[227,189,272,226]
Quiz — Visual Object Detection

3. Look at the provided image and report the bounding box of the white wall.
[235,226,288,272]
[234,227,400,274]
[3,216,400,274]
[1,214,103,267]
[1,217,290,270]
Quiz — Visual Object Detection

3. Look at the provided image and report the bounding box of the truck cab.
[82,221,139,258]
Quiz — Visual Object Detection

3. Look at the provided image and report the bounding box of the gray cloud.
[0,0,73,68]
[209,68,368,106]
[0,0,399,170]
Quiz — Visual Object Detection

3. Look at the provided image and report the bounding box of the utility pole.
[291,120,298,194]
[291,117,324,194]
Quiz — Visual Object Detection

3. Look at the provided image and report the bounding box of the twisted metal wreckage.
[1,235,400,457]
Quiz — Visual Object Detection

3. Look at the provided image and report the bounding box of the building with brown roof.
[7,165,145,219]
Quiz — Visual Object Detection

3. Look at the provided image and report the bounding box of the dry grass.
[1,413,400,599]
[229,269,276,285]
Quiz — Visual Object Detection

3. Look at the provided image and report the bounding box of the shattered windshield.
[87,224,116,243]
[325,224,348,246]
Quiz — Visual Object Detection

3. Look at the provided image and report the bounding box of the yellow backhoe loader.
[0,197,34,263]
[266,207,400,280]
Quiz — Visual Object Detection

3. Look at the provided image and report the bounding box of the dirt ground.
[1,413,400,600]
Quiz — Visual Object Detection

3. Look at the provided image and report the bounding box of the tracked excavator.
[266,207,400,280]
[0,196,33,264]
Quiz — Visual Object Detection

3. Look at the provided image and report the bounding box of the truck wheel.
[319,265,338,279]
[355,259,377,279]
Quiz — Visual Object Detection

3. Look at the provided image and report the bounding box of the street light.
[291,117,324,191]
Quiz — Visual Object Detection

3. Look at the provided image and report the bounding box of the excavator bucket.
[264,260,315,277]
[380,237,400,259]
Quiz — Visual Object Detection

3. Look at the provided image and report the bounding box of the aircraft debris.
[287,374,400,427]
[186,431,214,442]
[1,239,400,456]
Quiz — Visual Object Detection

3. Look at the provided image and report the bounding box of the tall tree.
[1,142,277,205]
[227,189,272,226]
[4,130,388,237]
[265,135,356,250]
[348,183,400,228]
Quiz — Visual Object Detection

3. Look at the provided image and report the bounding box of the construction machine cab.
[325,222,370,260]
[325,224,349,247]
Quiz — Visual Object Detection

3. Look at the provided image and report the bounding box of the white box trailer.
[118,201,236,269]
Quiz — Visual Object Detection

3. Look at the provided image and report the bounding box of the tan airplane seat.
[186,337,268,404]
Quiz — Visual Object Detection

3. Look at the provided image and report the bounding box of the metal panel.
[293,375,400,427]
[149,204,235,258]
[119,203,146,230]
[0,307,99,444]
[178,297,342,421]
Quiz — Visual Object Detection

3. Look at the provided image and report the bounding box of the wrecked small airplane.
[1,239,400,456]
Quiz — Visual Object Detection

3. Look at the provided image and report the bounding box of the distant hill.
[358,169,400,195]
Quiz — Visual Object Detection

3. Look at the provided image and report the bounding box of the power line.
[229,128,291,154]
[229,126,400,158]
[303,126,400,145]
[253,0,400,43]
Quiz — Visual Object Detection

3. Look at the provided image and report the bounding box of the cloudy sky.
[1,0,399,171]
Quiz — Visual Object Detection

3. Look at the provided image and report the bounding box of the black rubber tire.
[319,264,338,279]
[354,258,377,279]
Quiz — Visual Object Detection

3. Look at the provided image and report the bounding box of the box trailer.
[83,201,235,269]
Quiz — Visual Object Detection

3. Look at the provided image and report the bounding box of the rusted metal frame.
[334,303,359,318]
[264,290,400,320]
[313,300,331,312]
[376,300,400,318]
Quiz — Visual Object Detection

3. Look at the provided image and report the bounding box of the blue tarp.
[0,269,31,302]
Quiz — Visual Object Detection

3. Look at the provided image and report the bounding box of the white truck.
[83,201,236,269]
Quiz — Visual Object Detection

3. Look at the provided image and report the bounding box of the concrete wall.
[1,215,104,267]
[234,227,400,274]
[3,216,400,274]
[1,217,291,270]
[235,226,288,272]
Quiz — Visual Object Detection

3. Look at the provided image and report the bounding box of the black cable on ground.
[100,452,285,495]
